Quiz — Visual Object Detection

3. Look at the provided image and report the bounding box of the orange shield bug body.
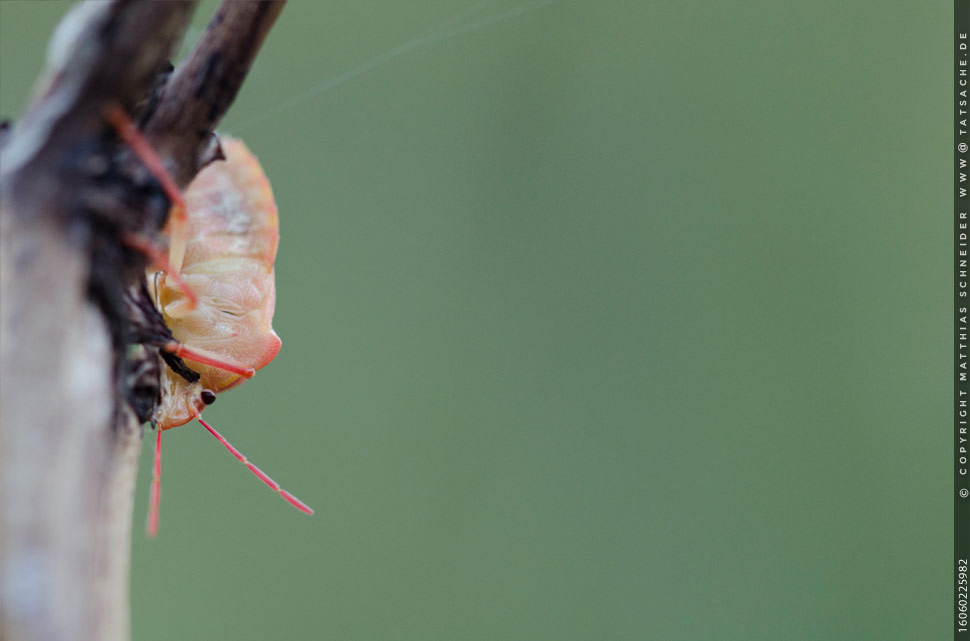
[153,137,283,429]
[105,103,313,535]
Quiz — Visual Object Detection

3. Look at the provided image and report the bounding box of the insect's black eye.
[200,390,217,405]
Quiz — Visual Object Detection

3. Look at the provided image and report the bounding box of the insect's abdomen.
[156,138,281,428]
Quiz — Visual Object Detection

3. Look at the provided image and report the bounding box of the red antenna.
[196,415,314,514]
[145,415,313,537]
[147,427,162,537]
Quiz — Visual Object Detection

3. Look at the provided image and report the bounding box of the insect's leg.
[147,426,163,538]
[162,341,256,379]
[102,102,190,274]
[123,232,198,310]
[195,415,314,515]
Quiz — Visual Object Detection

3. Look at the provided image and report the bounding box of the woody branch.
[0,3,285,641]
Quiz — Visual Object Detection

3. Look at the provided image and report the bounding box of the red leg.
[162,341,256,378]
[103,102,189,274]
[196,415,314,515]
[123,232,198,309]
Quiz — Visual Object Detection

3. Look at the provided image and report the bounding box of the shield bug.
[106,105,313,536]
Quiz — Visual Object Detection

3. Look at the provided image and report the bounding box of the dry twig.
[0,3,285,640]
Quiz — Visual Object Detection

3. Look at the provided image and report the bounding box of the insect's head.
[156,379,216,430]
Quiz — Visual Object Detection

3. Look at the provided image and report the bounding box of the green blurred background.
[0,1,952,639]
